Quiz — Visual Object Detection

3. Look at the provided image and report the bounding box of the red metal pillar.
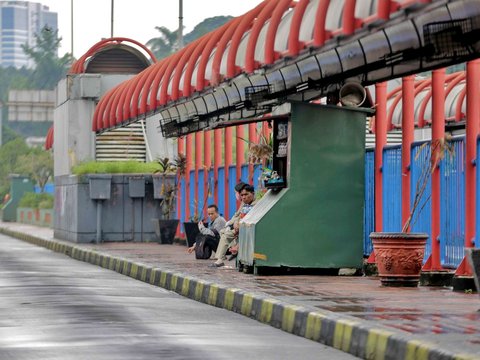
[176,138,185,237]
[427,69,446,271]
[465,60,479,250]
[370,82,387,263]
[248,123,257,185]
[185,134,193,222]
[456,60,480,275]
[204,130,212,219]
[401,76,415,230]
[194,131,202,220]
[224,127,233,218]
[236,125,245,209]
[375,83,387,232]
[213,129,222,206]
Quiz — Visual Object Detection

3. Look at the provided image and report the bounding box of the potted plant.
[370,136,454,287]
[152,155,187,244]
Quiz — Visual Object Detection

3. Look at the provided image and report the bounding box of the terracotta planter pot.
[370,232,428,287]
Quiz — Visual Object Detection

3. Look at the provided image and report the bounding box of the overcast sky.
[40,0,263,58]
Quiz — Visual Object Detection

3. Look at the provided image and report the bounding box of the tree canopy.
[146,26,179,60]
[0,26,72,141]
[21,27,73,90]
[0,138,53,197]
[147,16,233,60]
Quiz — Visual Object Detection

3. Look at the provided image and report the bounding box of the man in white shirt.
[210,184,256,268]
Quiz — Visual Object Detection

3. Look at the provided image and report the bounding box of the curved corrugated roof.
[387,71,468,129]
[69,37,157,74]
[93,0,480,134]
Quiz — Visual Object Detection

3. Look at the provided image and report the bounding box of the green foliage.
[184,16,233,43]
[18,192,53,209]
[72,161,162,175]
[21,27,73,90]
[0,138,54,199]
[0,138,30,176]
[1,124,22,145]
[147,16,233,60]
[8,121,51,138]
[0,66,32,101]
[0,26,71,139]
[146,26,179,60]
[16,148,53,192]
[153,154,187,219]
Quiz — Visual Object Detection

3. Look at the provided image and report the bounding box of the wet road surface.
[0,234,358,360]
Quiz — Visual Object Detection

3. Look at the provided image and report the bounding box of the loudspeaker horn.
[339,82,366,107]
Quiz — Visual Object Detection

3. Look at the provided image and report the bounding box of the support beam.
[194,131,202,220]
[236,125,245,210]
[177,137,185,236]
[369,82,387,264]
[401,76,414,230]
[185,134,193,222]
[204,130,212,219]
[224,127,233,218]
[248,123,257,185]
[456,60,480,276]
[213,129,222,206]
[375,82,387,232]
[428,69,445,271]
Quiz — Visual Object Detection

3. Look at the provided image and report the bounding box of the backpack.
[194,229,220,260]
[195,234,213,259]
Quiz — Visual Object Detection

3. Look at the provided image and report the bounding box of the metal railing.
[440,138,465,268]
[410,140,432,261]
[382,145,402,232]
[178,138,469,270]
[364,150,375,256]
[363,136,467,268]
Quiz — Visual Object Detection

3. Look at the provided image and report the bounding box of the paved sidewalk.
[0,222,479,360]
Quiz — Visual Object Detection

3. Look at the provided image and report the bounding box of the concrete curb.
[1,226,477,360]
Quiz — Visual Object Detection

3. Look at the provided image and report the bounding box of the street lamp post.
[111,0,114,38]
[178,0,183,49]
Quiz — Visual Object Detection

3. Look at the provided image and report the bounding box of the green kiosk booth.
[238,101,368,274]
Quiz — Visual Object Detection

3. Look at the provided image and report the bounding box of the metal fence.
[364,150,375,256]
[382,145,402,232]
[178,138,469,268]
[440,138,465,268]
[363,137,467,267]
[410,141,432,261]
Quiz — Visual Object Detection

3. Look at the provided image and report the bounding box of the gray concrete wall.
[54,74,135,177]
[54,174,167,243]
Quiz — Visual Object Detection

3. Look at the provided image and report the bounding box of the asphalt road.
[0,234,358,360]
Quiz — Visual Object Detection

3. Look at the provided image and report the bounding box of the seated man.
[210,184,256,268]
[187,204,226,259]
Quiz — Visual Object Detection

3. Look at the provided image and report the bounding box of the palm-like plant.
[154,154,187,219]
[146,26,180,60]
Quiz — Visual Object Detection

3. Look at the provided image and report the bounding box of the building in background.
[0,1,57,68]
[6,89,54,144]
